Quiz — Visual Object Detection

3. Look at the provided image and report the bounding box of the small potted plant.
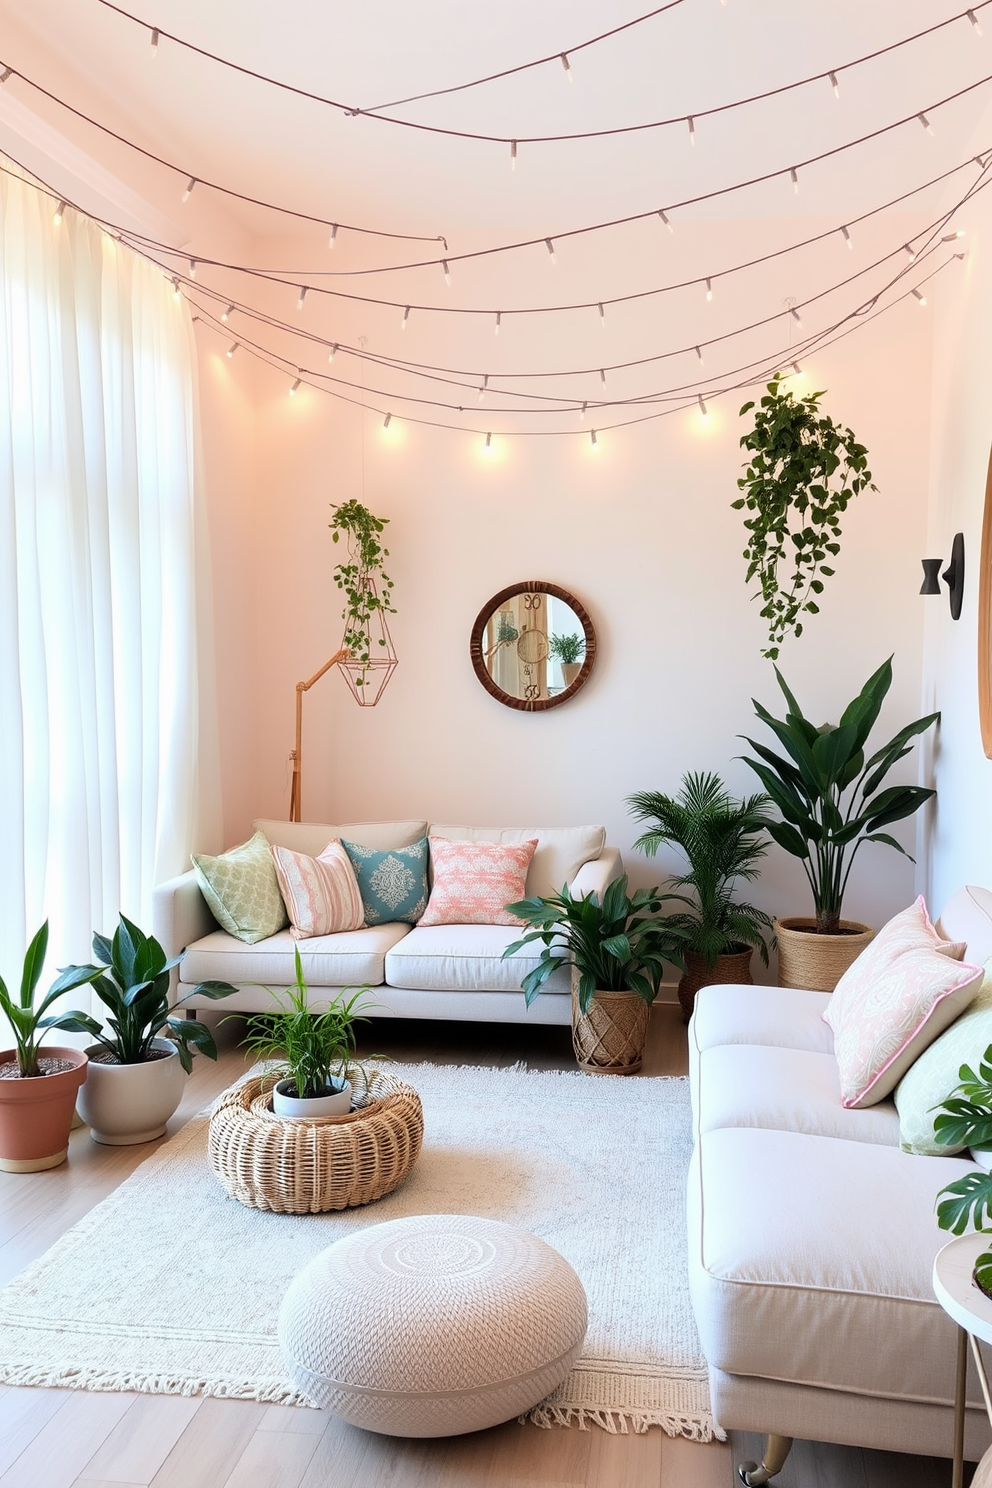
[0,923,103,1172]
[740,658,939,991]
[627,772,775,1022]
[58,915,237,1145]
[503,876,686,1075]
[934,1046,992,1296]
[329,499,397,703]
[549,632,586,688]
[241,947,375,1117]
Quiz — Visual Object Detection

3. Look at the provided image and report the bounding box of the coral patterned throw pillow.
[418,838,538,927]
[824,896,982,1108]
[271,841,366,939]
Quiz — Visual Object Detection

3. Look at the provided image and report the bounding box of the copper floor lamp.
[288,648,349,823]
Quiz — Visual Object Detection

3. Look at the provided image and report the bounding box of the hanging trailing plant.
[328,500,397,684]
[732,375,876,661]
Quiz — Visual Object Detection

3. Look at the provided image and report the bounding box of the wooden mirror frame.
[980,439,992,757]
[470,581,597,712]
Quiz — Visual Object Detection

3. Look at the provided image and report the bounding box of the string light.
[697,394,708,417]
[53,199,66,224]
[904,243,917,259]
[383,411,392,428]
[149,25,159,52]
[942,229,967,239]
[600,368,607,384]
[442,259,452,285]
[792,361,802,375]
[695,345,704,364]
[297,285,308,310]
[328,223,338,249]
[479,375,489,402]
[687,115,696,145]
[510,140,517,170]
[790,168,799,194]
[328,343,339,361]
[289,375,302,394]
[841,225,853,248]
[485,431,493,450]
[221,303,235,321]
[494,311,502,334]
[182,176,196,202]
[829,71,840,97]
[969,8,984,32]
[0,67,11,83]
[226,341,239,357]
[189,257,197,278]
[590,429,598,447]
[560,52,573,82]
[598,302,606,326]
[401,305,410,330]
[580,401,588,420]
[919,112,934,134]
[790,306,803,325]
[546,238,557,264]
[705,278,713,301]
[171,276,180,300]
[659,209,673,233]
[912,287,928,304]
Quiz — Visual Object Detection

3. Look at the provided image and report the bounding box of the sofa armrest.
[152,870,218,1003]
[568,847,623,902]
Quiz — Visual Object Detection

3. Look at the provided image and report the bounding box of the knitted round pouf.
[278,1213,588,1437]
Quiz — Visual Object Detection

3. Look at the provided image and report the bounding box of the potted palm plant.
[58,915,237,1145]
[627,772,775,1022]
[740,658,939,990]
[240,947,375,1116]
[0,922,103,1171]
[502,876,686,1074]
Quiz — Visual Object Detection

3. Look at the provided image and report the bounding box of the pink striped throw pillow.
[271,841,365,939]
[418,838,538,926]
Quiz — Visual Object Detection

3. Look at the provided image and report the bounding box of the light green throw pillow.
[192,830,288,944]
[894,958,992,1154]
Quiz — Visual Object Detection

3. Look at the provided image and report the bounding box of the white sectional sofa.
[688,885,992,1481]
[152,818,621,1024]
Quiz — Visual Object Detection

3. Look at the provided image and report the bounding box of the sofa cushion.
[937,885,992,965]
[825,898,982,1108]
[428,824,605,900]
[419,838,537,927]
[696,1044,901,1146]
[192,831,289,944]
[254,819,429,856]
[895,959,992,1155]
[341,837,429,926]
[385,924,571,995]
[271,841,365,939]
[687,1125,976,1406]
[691,984,835,1056]
[181,923,410,988]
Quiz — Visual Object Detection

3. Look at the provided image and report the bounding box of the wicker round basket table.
[207,1069,423,1214]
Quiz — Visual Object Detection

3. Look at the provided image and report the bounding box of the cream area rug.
[0,1063,718,1440]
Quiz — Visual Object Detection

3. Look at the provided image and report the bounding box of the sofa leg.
[738,1434,794,1485]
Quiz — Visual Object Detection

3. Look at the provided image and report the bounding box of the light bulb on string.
[401,306,410,330]
[0,67,11,83]
[478,375,489,403]
[590,429,599,448]
[658,209,673,233]
[221,303,235,321]
[510,140,517,170]
[560,52,573,81]
[687,116,696,146]
[546,238,557,264]
[841,225,853,249]
[919,112,934,135]
[189,257,197,278]
[792,361,802,376]
[904,244,916,260]
[53,200,66,225]
[182,176,196,203]
[383,411,392,428]
[829,71,840,97]
[328,224,338,249]
[790,168,799,194]
[328,343,339,362]
[297,285,308,310]
[598,303,606,327]
[226,342,239,358]
[494,311,501,335]
[441,259,451,286]
[150,26,159,53]
[484,432,493,452]
[698,394,708,418]
[942,230,966,241]
[705,278,713,301]
[969,9,983,33]
[912,288,927,305]
[289,376,302,395]
[790,306,803,326]
[579,401,587,421]
[171,277,180,301]
[599,369,607,385]
[695,345,704,365]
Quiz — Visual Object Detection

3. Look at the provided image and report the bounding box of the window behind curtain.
[0,165,209,975]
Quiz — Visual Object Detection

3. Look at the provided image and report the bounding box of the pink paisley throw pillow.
[418,837,538,927]
[271,841,365,939]
[824,896,981,1108]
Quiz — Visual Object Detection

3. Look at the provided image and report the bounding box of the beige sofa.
[687,885,992,1481]
[152,818,622,1024]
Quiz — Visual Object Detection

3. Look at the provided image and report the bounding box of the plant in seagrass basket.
[934,1046,992,1296]
[502,876,687,1074]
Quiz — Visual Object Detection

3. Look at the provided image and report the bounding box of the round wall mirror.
[470,581,597,711]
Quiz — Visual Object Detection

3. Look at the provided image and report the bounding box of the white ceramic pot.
[272,1076,351,1119]
[77,1038,187,1145]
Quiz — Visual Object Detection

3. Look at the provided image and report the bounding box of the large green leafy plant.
[627,772,774,967]
[734,375,875,660]
[502,876,685,1012]
[57,915,237,1072]
[328,500,396,688]
[0,923,102,1077]
[934,1047,992,1295]
[740,659,938,935]
[240,947,374,1099]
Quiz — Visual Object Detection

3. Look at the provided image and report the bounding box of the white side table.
[933,1234,992,1488]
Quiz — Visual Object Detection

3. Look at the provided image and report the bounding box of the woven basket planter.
[677,947,754,1025]
[775,917,874,992]
[571,989,650,1076]
[207,1068,423,1214]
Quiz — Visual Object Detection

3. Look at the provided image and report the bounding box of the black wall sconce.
[921,532,965,620]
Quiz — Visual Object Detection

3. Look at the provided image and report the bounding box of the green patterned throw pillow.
[340,836,429,926]
[894,958,992,1154]
[192,830,289,944]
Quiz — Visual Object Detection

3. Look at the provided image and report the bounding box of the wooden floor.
[0,1005,968,1487]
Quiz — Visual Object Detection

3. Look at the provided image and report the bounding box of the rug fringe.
[523,1403,726,1441]
[0,1362,316,1406]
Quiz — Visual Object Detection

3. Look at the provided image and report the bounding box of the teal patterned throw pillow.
[340,836,429,926]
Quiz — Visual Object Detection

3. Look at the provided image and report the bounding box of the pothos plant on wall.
[733,375,876,661]
[329,500,398,705]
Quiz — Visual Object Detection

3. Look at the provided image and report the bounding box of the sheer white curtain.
[0,167,212,975]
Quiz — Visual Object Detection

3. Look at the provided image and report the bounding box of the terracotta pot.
[571,990,650,1075]
[76,1038,187,1145]
[775,917,874,992]
[677,946,754,1024]
[0,1046,88,1172]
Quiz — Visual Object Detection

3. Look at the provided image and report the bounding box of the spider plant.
[627,772,775,967]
